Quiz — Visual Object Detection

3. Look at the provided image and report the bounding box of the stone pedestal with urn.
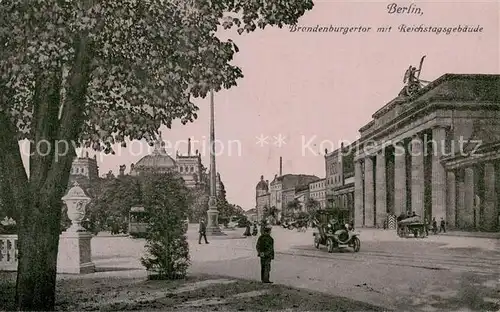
[56,182,95,274]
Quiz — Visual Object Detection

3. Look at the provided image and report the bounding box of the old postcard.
[0,0,498,311]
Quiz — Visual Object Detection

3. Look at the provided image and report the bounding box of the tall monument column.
[462,167,475,229]
[431,126,447,222]
[206,89,224,235]
[456,169,466,229]
[375,149,387,228]
[393,141,407,216]
[354,160,364,227]
[446,170,456,229]
[411,134,425,217]
[363,156,375,227]
[483,163,497,231]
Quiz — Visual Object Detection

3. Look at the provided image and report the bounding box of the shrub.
[140,172,190,280]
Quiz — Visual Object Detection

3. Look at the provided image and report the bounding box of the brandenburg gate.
[353,73,500,232]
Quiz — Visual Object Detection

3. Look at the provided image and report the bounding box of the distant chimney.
[188,138,191,156]
[195,149,199,155]
[325,148,328,155]
[279,157,282,176]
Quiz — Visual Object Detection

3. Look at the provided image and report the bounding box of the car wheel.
[326,238,334,253]
[352,237,360,252]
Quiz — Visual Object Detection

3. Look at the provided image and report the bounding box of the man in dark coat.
[256,225,274,283]
[439,217,446,233]
[198,218,209,244]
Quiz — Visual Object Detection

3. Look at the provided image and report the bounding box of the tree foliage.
[140,172,190,280]
[0,0,314,309]
[87,175,142,232]
[1,0,314,151]
[305,198,320,213]
[187,185,209,223]
[286,199,301,215]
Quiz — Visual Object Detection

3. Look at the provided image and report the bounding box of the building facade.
[325,143,355,222]
[309,178,326,208]
[129,137,211,189]
[68,152,100,198]
[70,152,99,182]
[270,174,319,219]
[255,175,270,222]
[294,184,310,212]
[353,74,500,232]
[245,208,258,222]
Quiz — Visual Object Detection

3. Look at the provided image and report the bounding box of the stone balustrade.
[0,234,18,271]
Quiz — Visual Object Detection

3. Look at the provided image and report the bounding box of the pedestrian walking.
[198,218,209,244]
[439,217,446,233]
[252,222,258,236]
[432,217,437,234]
[243,221,251,236]
[423,218,429,236]
[256,225,274,283]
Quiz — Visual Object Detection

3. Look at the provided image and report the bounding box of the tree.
[187,186,209,223]
[140,172,190,280]
[286,199,301,217]
[216,184,231,220]
[0,0,313,309]
[305,198,320,213]
[88,175,142,232]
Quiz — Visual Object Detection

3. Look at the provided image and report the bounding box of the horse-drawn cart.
[397,216,426,238]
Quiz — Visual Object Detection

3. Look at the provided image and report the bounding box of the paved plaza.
[86,225,500,311]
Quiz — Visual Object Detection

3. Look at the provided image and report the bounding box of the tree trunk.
[16,192,63,310]
[13,34,93,310]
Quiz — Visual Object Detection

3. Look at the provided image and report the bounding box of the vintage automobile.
[312,209,360,253]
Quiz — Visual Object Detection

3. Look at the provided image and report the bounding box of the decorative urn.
[62,182,91,232]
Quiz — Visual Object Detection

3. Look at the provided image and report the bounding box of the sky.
[20,0,500,210]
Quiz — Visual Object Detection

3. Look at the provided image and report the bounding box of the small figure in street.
[432,217,438,235]
[198,218,209,244]
[244,221,251,237]
[439,217,446,233]
[256,225,274,284]
[252,222,258,236]
[423,218,429,236]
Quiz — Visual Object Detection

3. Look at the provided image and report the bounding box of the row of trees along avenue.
[0,0,313,310]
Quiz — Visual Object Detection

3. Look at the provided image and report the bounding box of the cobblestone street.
[86,225,500,311]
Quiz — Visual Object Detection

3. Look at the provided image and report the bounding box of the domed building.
[131,141,177,174]
[128,137,207,189]
[255,175,270,222]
